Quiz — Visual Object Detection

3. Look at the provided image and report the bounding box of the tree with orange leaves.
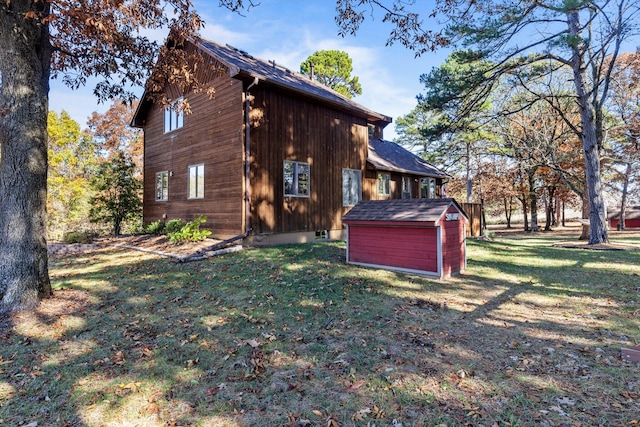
[87,100,143,175]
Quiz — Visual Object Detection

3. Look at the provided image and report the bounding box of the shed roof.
[342,198,467,223]
[367,138,450,179]
[609,206,640,220]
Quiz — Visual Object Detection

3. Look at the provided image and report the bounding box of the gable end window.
[284,160,310,197]
[342,168,362,207]
[164,97,184,133]
[377,173,390,196]
[188,164,204,199]
[156,171,169,201]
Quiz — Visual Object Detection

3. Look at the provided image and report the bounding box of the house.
[609,206,640,229]
[343,198,468,278]
[132,38,450,244]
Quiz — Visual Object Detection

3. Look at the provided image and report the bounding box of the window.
[420,177,437,199]
[164,97,184,133]
[402,176,412,199]
[377,173,390,196]
[156,171,169,201]
[188,164,204,199]
[284,160,310,197]
[342,168,362,207]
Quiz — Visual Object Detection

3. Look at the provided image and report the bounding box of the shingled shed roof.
[368,138,450,178]
[342,198,467,223]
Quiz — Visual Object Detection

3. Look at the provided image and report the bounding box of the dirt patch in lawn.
[48,234,223,259]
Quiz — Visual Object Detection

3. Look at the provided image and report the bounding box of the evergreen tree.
[89,154,142,237]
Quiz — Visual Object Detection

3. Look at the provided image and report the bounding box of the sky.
[48,1,451,140]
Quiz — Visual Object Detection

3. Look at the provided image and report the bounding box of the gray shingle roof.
[368,138,450,178]
[342,198,466,223]
[199,39,392,124]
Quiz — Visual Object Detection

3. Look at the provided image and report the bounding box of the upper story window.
[402,176,412,199]
[420,177,437,199]
[188,164,204,199]
[377,173,390,196]
[284,160,310,197]
[156,171,169,201]
[342,168,362,207]
[164,97,184,133]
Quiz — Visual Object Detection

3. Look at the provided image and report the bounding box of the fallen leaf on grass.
[120,382,142,392]
[347,379,366,390]
[351,407,371,421]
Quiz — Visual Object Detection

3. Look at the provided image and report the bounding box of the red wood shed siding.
[438,205,466,278]
[610,218,640,229]
[347,225,439,273]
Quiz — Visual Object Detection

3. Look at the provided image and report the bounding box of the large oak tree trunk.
[0,2,53,312]
[568,11,609,245]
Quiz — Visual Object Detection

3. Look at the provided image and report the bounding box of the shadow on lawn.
[1,239,639,426]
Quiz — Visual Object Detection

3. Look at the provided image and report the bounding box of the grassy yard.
[1,228,639,426]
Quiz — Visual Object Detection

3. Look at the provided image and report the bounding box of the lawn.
[1,228,639,426]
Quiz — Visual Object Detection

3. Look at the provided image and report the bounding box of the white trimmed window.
[342,168,362,207]
[156,171,169,201]
[420,177,436,199]
[284,160,310,197]
[377,173,390,196]
[188,164,204,199]
[164,97,184,133]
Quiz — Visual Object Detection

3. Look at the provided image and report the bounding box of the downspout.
[244,77,259,235]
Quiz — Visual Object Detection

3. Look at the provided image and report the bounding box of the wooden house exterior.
[132,39,450,244]
[342,199,468,278]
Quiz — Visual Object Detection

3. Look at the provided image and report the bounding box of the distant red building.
[609,206,640,229]
[342,199,468,279]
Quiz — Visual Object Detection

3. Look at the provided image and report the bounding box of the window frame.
[155,171,169,201]
[283,160,310,198]
[377,173,390,196]
[420,177,437,199]
[187,163,205,199]
[342,168,362,207]
[163,97,184,134]
[402,176,412,199]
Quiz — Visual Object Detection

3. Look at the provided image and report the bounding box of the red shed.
[609,206,640,229]
[342,198,468,278]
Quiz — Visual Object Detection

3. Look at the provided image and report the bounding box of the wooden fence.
[460,203,482,237]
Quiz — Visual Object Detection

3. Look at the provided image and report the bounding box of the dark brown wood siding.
[249,84,369,234]
[142,74,245,237]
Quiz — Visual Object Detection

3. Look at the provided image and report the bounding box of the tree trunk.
[568,11,609,244]
[519,195,529,231]
[528,170,538,232]
[0,2,53,312]
[619,162,631,230]
[545,186,555,231]
[504,196,512,228]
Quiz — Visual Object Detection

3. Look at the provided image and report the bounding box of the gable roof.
[342,198,467,223]
[368,138,450,179]
[132,38,392,126]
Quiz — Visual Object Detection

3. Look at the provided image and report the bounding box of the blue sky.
[48,1,450,140]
